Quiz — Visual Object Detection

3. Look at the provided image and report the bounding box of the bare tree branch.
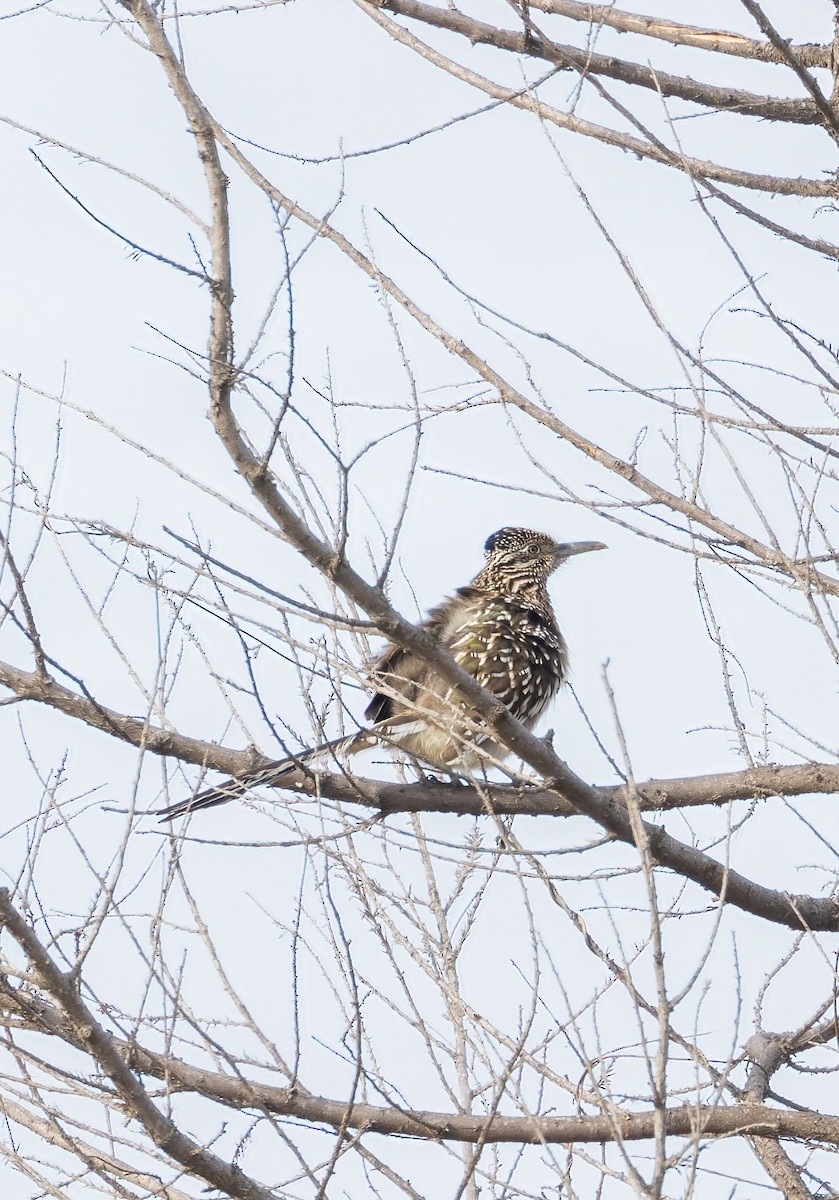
[0,890,283,1200]
[358,1,835,197]
[527,2,830,66]
[3,981,838,1148]
[374,0,823,125]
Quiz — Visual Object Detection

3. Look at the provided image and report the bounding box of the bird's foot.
[420,769,469,787]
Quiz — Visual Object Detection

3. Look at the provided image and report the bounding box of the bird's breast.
[447,599,567,727]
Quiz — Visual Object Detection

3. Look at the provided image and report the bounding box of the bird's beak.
[554,541,607,560]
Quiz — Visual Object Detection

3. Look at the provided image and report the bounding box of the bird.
[155,527,605,821]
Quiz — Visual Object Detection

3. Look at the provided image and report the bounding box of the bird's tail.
[154,730,376,822]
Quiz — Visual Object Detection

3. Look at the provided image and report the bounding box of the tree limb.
[0,890,281,1200]
[2,981,837,1149]
[5,646,839,928]
[375,0,822,124]
[358,1,834,197]
[527,2,830,67]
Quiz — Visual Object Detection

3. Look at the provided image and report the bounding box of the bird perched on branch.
[156,528,605,821]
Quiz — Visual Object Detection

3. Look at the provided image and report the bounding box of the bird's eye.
[527,543,539,556]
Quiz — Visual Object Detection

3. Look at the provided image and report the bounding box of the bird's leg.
[419,767,470,787]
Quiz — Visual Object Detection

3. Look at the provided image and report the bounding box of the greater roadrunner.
[156,528,604,820]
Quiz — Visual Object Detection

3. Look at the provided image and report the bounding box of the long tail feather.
[155,732,372,822]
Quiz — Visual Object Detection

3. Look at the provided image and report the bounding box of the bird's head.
[482,527,606,590]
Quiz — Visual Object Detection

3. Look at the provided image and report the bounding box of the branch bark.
[376,0,822,124]
[2,981,837,1149]
[358,1,834,198]
[743,1029,814,1200]
[0,890,280,1200]
[527,2,830,66]
[5,647,839,929]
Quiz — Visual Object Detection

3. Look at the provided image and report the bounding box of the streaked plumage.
[156,528,604,820]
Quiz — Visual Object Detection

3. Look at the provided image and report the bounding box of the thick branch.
[377,0,822,124]
[6,658,839,930]
[743,1029,813,1200]
[605,762,839,811]
[528,2,830,67]
[739,0,839,142]
[358,2,834,198]
[3,984,839,1148]
[5,652,839,814]
[0,656,253,779]
[0,891,278,1200]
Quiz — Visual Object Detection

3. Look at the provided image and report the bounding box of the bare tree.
[1,2,839,1197]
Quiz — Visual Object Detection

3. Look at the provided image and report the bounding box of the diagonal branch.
[359,2,833,199]
[526,2,831,66]
[739,0,839,142]
[0,1091,195,1200]
[210,47,839,596]
[3,650,838,928]
[742,1027,814,1200]
[375,0,822,124]
[0,890,281,1200]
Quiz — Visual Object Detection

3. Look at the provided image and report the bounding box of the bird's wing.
[364,641,405,723]
[363,592,471,723]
